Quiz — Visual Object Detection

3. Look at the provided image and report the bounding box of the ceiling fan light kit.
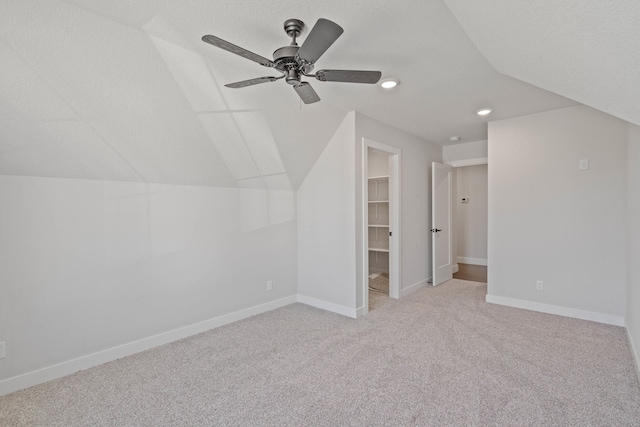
[202,18,382,104]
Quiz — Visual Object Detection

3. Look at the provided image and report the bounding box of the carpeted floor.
[2,279,640,426]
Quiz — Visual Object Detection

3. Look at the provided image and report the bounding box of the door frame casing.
[361,138,401,315]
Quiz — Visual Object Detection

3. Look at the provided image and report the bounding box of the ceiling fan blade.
[294,82,321,104]
[315,70,382,84]
[202,35,276,68]
[296,19,344,64]
[225,77,280,88]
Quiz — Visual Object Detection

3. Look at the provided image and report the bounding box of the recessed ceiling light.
[380,79,399,89]
[476,108,493,116]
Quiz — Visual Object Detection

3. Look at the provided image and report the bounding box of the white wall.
[0,176,298,394]
[626,123,640,372]
[487,105,628,324]
[297,113,357,316]
[368,150,389,178]
[443,140,488,164]
[355,113,442,308]
[455,164,488,264]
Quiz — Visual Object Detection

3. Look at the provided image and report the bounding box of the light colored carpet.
[2,279,640,426]
[369,272,389,294]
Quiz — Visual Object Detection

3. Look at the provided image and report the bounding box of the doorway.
[362,139,401,314]
[451,162,488,283]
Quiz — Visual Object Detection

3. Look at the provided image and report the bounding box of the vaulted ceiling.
[0,1,636,189]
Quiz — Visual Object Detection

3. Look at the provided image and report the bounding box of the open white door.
[432,162,453,286]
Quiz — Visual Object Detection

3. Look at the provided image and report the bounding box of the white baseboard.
[457,257,487,266]
[400,278,429,297]
[453,264,459,274]
[485,294,625,326]
[0,295,297,397]
[626,328,640,385]
[297,295,357,318]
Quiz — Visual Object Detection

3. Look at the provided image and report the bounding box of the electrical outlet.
[536,280,544,291]
[267,280,273,291]
[0,341,6,359]
[579,158,589,170]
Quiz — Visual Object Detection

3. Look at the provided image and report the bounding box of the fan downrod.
[283,19,304,43]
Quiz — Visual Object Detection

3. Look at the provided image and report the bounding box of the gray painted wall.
[0,177,298,389]
[297,113,357,313]
[626,123,640,372]
[455,164,488,263]
[488,105,628,319]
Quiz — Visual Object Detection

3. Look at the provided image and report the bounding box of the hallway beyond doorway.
[454,263,487,283]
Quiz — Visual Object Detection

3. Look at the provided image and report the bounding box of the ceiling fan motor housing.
[273,45,299,63]
[272,45,302,85]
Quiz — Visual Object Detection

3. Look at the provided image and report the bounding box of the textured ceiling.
[0,0,590,188]
[443,0,640,127]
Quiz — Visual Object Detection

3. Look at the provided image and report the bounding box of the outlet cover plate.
[579,159,589,170]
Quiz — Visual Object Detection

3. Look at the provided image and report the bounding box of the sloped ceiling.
[443,0,640,127]
[0,0,583,189]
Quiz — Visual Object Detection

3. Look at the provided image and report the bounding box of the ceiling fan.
[202,18,382,104]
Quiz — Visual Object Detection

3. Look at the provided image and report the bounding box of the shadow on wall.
[150,34,292,191]
[150,34,295,232]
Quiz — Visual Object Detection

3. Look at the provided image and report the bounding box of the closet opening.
[362,139,401,314]
[368,170,390,298]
